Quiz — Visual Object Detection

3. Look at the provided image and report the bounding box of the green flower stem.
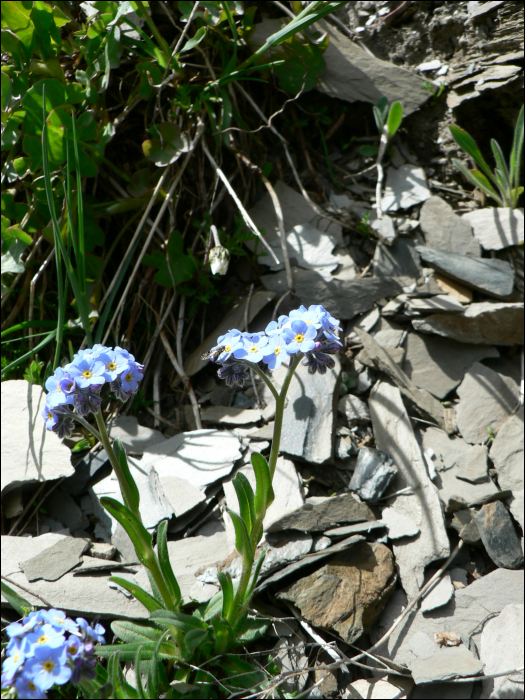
[70,412,103,444]
[229,353,302,624]
[134,0,171,63]
[267,354,302,479]
[243,360,280,402]
[94,410,142,522]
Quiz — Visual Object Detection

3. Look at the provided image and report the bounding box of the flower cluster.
[209,305,342,386]
[41,345,143,439]
[1,609,105,699]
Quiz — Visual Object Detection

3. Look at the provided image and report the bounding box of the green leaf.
[449,124,495,182]
[150,610,208,632]
[357,144,378,158]
[183,628,209,656]
[1,72,12,113]
[113,438,140,515]
[44,104,98,176]
[491,138,511,195]
[386,101,403,140]
[100,497,155,569]
[373,96,389,133]
[227,508,252,562]
[510,104,524,199]
[452,159,503,206]
[236,615,270,644]
[157,519,182,608]
[217,571,234,620]
[232,472,255,535]
[272,34,325,95]
[109,577,165,613]
[180,26,207,53]
[147,630,169,699]
[111,620,164,645]
[244,547,267,603]
[97,642,178,662]
[251,452,274,517]
[134,645,147,699]
[142,230,198,287]
[221,655,267,691]
[2,1,32,31]
[0,581,32,616]
[142,122,191,167]
[22,78,68,137]
[211,615,235,656]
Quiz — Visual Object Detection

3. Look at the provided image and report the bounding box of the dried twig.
[152,345,165,428]
[142,291,178,373]
[201,140,280,264]
[28,248,54,350]
[375,123,389,221]
[160,330,202,429]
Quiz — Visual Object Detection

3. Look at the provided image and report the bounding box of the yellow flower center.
[82,370,92,379]
[68,644,77,654]
[37,634,48,644]
[274,347,281,355]
[295,334,304,343]
[48,412,53,420]
[107,362,116,371]
[249,345,258,353]
[125,373,132,382]
[29,682,37,690]
[13,653,20,662]
[225,345,232,352]
[43,660,55,672]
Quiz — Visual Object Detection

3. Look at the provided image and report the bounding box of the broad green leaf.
[211,615,235,656]
[142,230,198,287]
[221,655,267,691]
[236,615,270,644]
[387,101,403,139]
[227,508,252,562]
[0,581,32,617]
[44,105,98,176]
[2,1,32,32]
[142,122,191,167]
[111,620,164,645]
[232,472,255,535]
[136,60,164,99]
[449,124,495,182]
[100,497,155,569]
[272,34,325,94]
[22,78,68,137]
[180,26,207,53]
[109,577,165,612]
[217,571,234,619]
[251,452,274,516]
[1,72,12,113]
[150,610,207,633]
[183,628,208,656]
[113,438,140,515]
[157,519,182,609]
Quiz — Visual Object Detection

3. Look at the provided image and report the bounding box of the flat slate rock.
[480,603,524,699]
[454,444,490,484]
[462,206,524,250]
[280,357,340,464]
[266,493,375,534]
[315,20,430,116]
[378,568,524,667]
[277,542,396,644]
[436,465,499,513]
[475,500,524,569]
[382,166,431,212]
[1,533,148,619]
[403,332,498,400]
[489,408,524,492]
[380,507,420,539]
[2,380,74,492]
[415,246,514,298]
[408,645,483,684]
[338,394,370,426]
[200,406,263,425]
[261,267,404,320]
[20,536,90,582]
[373,237,422,279]
[369,382,450,599]
[456,363,520,444]
[108,416,166,453]
[420,196,481,257]
[412,302,524,345]
[421,573,454,612]
[419,426,471,473]
[406,295,465,314]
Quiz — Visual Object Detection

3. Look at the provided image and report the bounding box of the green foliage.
[450,104,524,208]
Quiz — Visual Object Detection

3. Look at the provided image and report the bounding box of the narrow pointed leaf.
[113,439,140,515]
[373,96,389,133]
[217,571,234,620]
[97,642,178,661]
[386,102,403,139]
[184,628,209,656]
[227,508,252,562]
[211,615,235,656]
[449,124,495,182]
[134,645,147,699]
[251,452,274,517]
[452,159,503,206]
[147,630,169,699]
[111,620,163,644]
[157,519,181,608]
[491,139,511,192]
[150,610,207,632]
[100,497,155,569]
[244,548,267,603]
[510,104,524,194]
[1,581,31,617]
[233,473,254,535]
[109,576,165,612]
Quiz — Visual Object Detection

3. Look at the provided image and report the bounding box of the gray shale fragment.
[349,447,397,502]
[475,500,524,569]
[280,357,340,464]
[338,394,370,426]
[480,603,525,699]
[462,206,524,250]
[266,493,375,533]
[415,245,514,298]
[455,363,520,444]
[412,302,524,345]
[489,408,524,492]
[408,645,483,685]
[454,444,490,484]
[419,195,481,257]
[373,237,422,279]
[21,537,90,582]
